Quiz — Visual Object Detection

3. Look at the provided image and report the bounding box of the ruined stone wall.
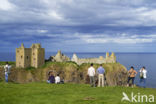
[76,58,107,65]
[31,48,38,68]
[16,48,25,68]
[72,53,116,65]
[16,43,45,68]
[16,48,31,68]
[51,50,70,62]
[24,48,31,68]
[31,44,45,68]
[36,48,45,68]
[106,57,116,63]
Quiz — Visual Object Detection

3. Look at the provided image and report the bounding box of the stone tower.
[99,56,104,60]
[110,52,116,63]
[55,50,63,62]
[16,43,45,68]
[106,52,109,59]
[31,44,45,68]
[71,54,78,62]
[16,43,31,68]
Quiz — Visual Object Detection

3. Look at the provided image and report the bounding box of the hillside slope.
[0,62,128,86]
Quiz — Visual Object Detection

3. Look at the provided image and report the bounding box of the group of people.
[47,72,63,84]
[2,62,147,88]
[127,66,147,88]
[87,63,105,87]
[87,63,147,88]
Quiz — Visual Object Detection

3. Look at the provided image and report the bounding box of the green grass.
[0,83,155,104]
[25,66,36,70]
[0,61,15,66]
[41,61,78,68]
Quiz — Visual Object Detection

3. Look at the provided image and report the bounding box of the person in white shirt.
[4,62,11,83]
[139,66,147,88]
[55,74,61,84]
[87,63,95,87]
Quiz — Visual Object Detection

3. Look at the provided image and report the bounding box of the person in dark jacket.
[47,72,55,84]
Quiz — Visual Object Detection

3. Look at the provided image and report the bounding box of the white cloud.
[84,37,154,44]
[1,0,156,26]
[47,10,64,20]
[37,29,48,33]
[76,33,156,44]
[0,0,16,11]
[1,0,156,52]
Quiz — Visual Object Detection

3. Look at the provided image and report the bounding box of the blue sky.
[0,0,156,52]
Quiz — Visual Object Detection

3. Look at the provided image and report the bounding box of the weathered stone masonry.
[16,43,45,68]
[71,52,116,65]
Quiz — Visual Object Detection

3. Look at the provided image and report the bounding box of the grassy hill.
[0,82,155,104]
[0,62,128,86]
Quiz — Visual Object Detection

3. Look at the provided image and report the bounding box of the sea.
[0,52,156,88]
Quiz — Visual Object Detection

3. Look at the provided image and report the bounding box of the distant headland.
[16,43,116,68]
[0,43,127,86]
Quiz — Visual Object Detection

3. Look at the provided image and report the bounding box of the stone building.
[71,52,116,65]
[49,50,70,62]
[16,43,45,68]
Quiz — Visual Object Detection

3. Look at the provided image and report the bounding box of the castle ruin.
[71,52,116,65]
[49,50,70,62]
[16,43,45,68]
[49,50,116,65]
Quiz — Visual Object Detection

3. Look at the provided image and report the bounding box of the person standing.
[55,74,61,84]
[4,62,11,83]
[127,66,137,87]
[97,64,105,87]
[139,66,147,88]
[87,63,95,87]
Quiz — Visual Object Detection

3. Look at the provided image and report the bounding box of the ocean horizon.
[0,52,156,88]
[1,52,156,61]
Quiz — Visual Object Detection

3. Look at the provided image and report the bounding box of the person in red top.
[127,66,137,87]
